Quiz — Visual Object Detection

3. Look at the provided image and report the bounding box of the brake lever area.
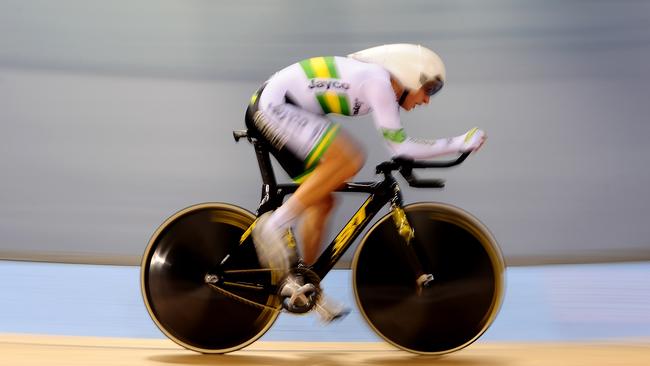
[389,153,471,188]
[399,165,446,188]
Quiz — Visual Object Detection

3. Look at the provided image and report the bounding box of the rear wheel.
[352,202,505,355]
[140,203,279,353]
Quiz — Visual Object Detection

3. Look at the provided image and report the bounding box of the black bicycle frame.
[249,136,405,279]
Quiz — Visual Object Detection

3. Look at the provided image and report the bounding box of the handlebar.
[376,153,471,188]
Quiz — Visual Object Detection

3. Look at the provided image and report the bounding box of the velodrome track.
[1,261,649,365]
[2,334,649,366]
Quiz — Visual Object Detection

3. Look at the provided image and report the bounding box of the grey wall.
[1,0,649,266]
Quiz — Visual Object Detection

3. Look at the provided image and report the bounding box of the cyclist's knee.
[320,193,336,213]
[305,194,335,217]
[349,149,366,173]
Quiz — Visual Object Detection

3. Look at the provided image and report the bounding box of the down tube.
[311,195,387,278]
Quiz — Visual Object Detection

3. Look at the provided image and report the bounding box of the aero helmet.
[348,43,445,96]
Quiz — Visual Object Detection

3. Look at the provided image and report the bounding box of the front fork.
[390,187,434,290]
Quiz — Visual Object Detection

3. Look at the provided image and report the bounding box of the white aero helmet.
[348,43,445,95]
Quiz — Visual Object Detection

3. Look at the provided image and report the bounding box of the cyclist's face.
[401,87,431,111]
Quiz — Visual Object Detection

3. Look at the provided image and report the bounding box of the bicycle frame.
[142,130,497,354]
[249,137,407,279]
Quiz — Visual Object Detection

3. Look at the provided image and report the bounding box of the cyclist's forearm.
[386,136,464,159]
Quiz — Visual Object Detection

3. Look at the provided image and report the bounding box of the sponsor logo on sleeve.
[308,79,351,91]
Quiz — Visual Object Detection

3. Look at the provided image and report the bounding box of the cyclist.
[246,44,486,322]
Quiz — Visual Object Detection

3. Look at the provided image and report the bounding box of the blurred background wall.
[1,0,649,266]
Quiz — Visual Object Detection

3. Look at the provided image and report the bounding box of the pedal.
[314,294,350,324]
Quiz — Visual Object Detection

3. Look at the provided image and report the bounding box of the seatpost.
[253,142,277,188]
[251,142,284,214]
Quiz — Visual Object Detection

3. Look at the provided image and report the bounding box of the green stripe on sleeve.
[324,56,339,79]
[316,94,331,114]
[338,95,350,115]
[381,128,407,143]
[300,59,316,79]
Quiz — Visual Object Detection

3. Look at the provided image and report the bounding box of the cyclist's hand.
[460,127,486,153]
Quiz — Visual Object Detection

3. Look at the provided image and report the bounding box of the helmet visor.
[422,76,444,96]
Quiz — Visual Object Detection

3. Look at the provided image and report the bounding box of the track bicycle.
[140,129,505,355]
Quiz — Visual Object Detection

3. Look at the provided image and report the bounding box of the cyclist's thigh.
[321,129,366,170]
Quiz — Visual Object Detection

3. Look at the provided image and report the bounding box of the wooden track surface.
[1,334,649,366]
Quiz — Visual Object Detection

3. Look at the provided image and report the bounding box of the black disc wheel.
[140,203,280,353]
[352,203,505,355]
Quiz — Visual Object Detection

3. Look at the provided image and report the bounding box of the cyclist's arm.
[386,130,485,159]
[363,78,482,159]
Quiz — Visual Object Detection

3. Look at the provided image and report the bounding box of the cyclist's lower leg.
[298,194,335,265]
[291,132,363,321]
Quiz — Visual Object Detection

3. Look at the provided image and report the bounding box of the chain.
[207,283,281,313]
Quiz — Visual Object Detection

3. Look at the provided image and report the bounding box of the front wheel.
[352,202,505,355]
[140,203,280,353]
